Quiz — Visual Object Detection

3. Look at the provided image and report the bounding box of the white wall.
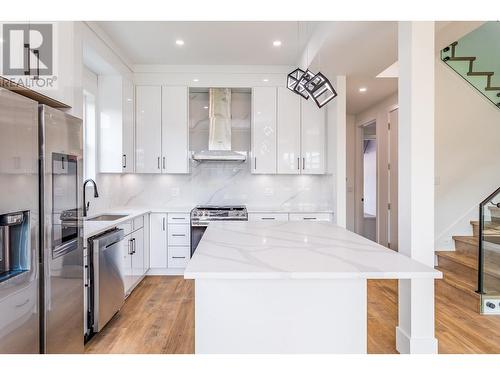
[435,58,500,249]
[346,114,356,231]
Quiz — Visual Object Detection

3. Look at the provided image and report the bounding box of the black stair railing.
[477,186,500,294]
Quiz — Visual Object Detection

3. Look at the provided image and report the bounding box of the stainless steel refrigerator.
[0,88,84,353]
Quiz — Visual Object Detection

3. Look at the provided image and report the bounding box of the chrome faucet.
[83,179,99,217]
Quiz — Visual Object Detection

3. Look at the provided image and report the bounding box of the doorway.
[362,122,377,241]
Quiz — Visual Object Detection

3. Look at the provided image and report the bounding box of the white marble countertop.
[83,208,151,241]
[184,221,442,280]
[83,205,335,242]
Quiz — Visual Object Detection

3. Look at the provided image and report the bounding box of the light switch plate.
[482,298,500,315]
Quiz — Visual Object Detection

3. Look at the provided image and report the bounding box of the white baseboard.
[396,326,438,354]
[147,268,185,276]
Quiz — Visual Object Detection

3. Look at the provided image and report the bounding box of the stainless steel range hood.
[192,88,246,162]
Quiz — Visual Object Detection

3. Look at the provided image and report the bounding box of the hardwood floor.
[85,276,500,354]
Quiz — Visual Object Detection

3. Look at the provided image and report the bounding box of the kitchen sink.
[86,214,128,222]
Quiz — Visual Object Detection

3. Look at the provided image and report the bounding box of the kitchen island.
[184,221,441,354]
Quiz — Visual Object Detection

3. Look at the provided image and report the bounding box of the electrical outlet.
[482,298,500,315]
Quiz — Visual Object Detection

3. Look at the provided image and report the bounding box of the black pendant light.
[293,69,315,99]
[304,72,337,108]
[287,68,305,92]
[286,22,337,108]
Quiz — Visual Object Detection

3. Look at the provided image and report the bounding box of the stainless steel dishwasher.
[89,228,125,334]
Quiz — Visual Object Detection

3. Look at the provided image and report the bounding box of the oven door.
[190,224,207,257]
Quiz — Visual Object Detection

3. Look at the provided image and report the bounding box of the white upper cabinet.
[300,98,326,174]
[122,78,135,173]
[99,75,135,173]
[135,85,162,174]
[277,87,301,174]
[252,87,277,174]
[161,86,189,174]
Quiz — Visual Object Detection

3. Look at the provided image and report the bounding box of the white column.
[327,76,346,228]
[396,21,438,354]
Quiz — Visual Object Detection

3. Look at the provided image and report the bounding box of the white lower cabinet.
[248,213,289,222]
[150,213,168,268]
[149,212,191,273]
[168,246,190,268]
[131,228,145,279]
[122,233,134,293]
[119,214,149,296]
[289,213,333,222]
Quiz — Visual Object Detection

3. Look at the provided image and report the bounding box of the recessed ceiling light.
[203,106,208,109]
[193,78,199,82]
[359,87,367,93]
[175,39,185,46]
[273,40,282,47]
[263,78,269,82]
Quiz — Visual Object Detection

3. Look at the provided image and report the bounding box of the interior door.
[135,86,162,174]
[388,109,399,251]
[277,87,301,174]
[301,98,326,174]
[252,87,277,174]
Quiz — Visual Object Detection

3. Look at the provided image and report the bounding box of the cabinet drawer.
[168,213,190,224]
[168,246,190,268]
[289,213,332,222]
[132,215,144,231]
[248,213,289,222]
[167,224,190,246]
[117,221,133,236]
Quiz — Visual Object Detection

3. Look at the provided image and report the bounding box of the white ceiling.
[95,21,399,114]
[96,21,313,66]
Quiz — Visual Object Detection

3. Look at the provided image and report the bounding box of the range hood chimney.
[192,88,246,162]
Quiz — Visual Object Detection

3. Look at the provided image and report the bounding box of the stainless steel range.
[190,205,248,256]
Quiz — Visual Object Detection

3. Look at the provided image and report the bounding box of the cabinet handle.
[171,217,185,220]
[24,43,30,75]
[302,157,305,170]
[132,238,136,254]
[254,157,257,170]
[33,49,40,80]
[262,217,276,220]
[172,256,186,259]
[162,217,166,231]
[297,157,300,170]
[128,239,134,254]
[303,217,317,220]
[162,157,166,170]
[122,154,127,169]
[157,157,160,169]
[172,234,186,237]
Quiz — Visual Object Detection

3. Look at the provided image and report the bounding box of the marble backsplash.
[92,160,335,213]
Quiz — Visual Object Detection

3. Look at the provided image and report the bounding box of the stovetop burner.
[191,205,248,223]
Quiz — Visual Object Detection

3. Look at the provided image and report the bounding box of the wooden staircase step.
[436,251,477,284]
[436,267,480,312]
[437,250,477,269]
[469,220,500,237]
[453,235,478,255]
